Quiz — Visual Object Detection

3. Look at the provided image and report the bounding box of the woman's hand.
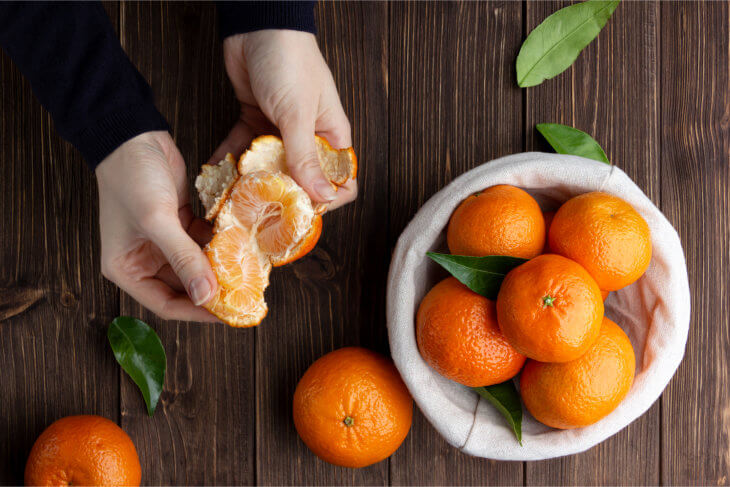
[213,29,357,210]
[96,131,218,322]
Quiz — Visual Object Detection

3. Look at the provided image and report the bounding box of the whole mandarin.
[520,317,636,429]
[447,185,545,259]
[417,277,526,387]
[293,347,413,468]
[548,191,651,291]
[496,254,604,363]
[24,415,141,486]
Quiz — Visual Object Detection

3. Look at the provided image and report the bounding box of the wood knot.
[292,247,336,281]
[60,290,78,308]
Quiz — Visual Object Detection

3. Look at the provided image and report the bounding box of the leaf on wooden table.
[536,123,610,164]
[107,317,166,416]
[474,381,523,445]
[516,0,620,88]
[426,253,526,300]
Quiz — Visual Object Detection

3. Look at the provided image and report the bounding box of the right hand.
[211,29,357,211]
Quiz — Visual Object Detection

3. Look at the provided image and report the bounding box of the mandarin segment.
[217,171,318,266]
[204,225,270,327]
[496,254,604,363]
[447,185,545,259]
[520,317,636,429]
[24,415,141,487]
[417,277,526,387]
[293,347,413,468]
[548,191,652,291]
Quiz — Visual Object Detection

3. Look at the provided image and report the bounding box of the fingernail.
[189,277,213,306]
[313,180,337,202]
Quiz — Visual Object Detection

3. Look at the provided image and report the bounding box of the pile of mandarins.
[418,185,651,429]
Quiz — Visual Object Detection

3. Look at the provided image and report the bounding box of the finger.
[317,103,352,150]
[208,120,256,164]
[187,217,214,247]
[121,276,219,323]
[178,206,213,246]
[155,264,185,293]
[241,104,280,136]
[145,216,217,306]
[316,74,352,147]
[279,113,337,204]
[326,178,358,211]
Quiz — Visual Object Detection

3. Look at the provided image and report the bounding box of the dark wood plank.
[117,3,255,484]
[0,3,122,483]
[254,2,391,484]
[524,2,661,485]
[659,2,730,484]
[387,2,525,485]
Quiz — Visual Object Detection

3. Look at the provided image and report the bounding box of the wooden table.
[1,1,728,484]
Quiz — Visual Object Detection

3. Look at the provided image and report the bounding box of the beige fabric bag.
[386,152,690,460]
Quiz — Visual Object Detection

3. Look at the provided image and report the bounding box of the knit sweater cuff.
[70,104,170,170]
[217,1,316,39]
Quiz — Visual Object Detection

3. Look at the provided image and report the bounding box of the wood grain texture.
[0,3,121,483]
[524,2,661,485]
[387,2,524,485]
[117,3,255,484]
[254,2,391,484]
[659,2,730,485]
[0,1,728,484]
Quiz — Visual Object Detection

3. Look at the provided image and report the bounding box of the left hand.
[96,131,218,322]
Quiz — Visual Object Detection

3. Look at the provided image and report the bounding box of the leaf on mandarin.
[108,317,167,416]
[427,253,527,299]
[474,382,523,445]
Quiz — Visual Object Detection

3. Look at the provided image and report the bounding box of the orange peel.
[196,135,356,327]
[195,153,238,221]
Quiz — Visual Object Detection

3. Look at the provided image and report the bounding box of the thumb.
[147,218,218,306]
[280,116,336,204]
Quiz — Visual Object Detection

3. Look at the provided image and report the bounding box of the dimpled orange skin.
[496,254,604,363]
[447,185,545,259]
[24,415,141,486]
[293,347,413,468]
[520,317,636,429]
[417,277,526,387]
[549,191,652,291]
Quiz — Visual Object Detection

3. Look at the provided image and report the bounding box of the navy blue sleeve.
[0,2,169,170]
[217,1,316,39]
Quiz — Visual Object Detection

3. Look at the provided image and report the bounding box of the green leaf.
[108,317,166,416]
[516,0,620,88]
[536,123,610,164]
[427,253,527,299]
[474,382,523,445]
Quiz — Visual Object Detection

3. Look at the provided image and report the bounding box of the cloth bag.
[386,152,690,460]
